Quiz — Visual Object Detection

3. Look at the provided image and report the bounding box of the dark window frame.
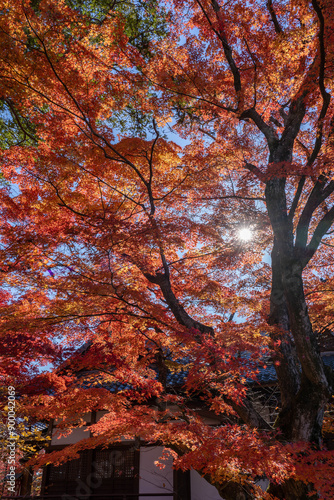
[43,445,139,500]
[173,469,191,500]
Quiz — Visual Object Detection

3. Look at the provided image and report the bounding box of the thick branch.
[244,162,266,182]
[241,109,278,148]
[279,96,307,157]
[210,0,241,93]
[144,271,214,336]
[295,175,334,252]
[267,0,283,34]
[307,0,331,166]
[302,204,334,267]
[228,397,272,431]
[288,176,306,222]
[277,57,319,161]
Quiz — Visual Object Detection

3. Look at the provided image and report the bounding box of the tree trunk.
[269,245,329,445]
[265,174,331,499]
[279,260,329,444]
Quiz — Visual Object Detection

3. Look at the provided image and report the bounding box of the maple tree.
[1,0,334,498]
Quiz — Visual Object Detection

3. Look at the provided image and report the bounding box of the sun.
[238,227,253,242]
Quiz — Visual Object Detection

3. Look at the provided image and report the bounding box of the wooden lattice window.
[92,447,138,497]
[44,446,139,500]
[44,452,91,499]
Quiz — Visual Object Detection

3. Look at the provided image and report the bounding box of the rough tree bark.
[258,102,332,495]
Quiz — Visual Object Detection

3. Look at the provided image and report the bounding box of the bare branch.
[202,195,266,202]
[122,251,214,337]
[303,204,334,267]
[5,99,37,144]
[320,241,334,248]
[195,0,241,98]
[243,37,258,108]
[307,0,331,166]
[244,162,266,182]
[195,0,279,146]
[227,396,272,431]
[288,176,306,222]
[278,56,319,157]
[146,119,160,216]
[210,0,241,93]
[295,175,334,251]
[241,108,278,148]
[266,0,283,34]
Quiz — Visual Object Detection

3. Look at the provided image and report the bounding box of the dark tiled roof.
[317,330,334,352]
[166,369,187,387]
[79,355,334,392]
[255,354,334,385]
[321,354,334,370]
[79,367,188,392]
[255,363,278,384]
[32,422,48,432]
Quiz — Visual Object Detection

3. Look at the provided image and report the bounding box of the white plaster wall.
[51,426,90,445]
[190,470,223,500]
[139,446,174,500]
[201,416,221,425]
[256,478,269,491]
[96,410,108,421]
[54,412,92,425]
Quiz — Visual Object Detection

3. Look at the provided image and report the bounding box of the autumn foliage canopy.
[1,0,334,498]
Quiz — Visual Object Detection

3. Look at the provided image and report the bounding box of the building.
[43,410,223,500]
[3,337,334,500]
